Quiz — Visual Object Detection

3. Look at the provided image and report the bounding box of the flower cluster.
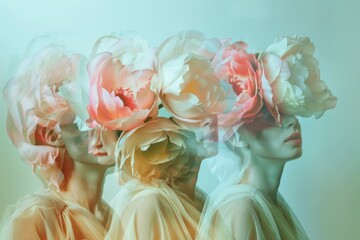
[72,32,336,137]
[5,31,337,185]
[59,30,225,183]
[64,31,336,182]
[212,35,337,138]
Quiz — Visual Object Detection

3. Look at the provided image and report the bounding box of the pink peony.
[87,36,158,131]
[212,41,263,128]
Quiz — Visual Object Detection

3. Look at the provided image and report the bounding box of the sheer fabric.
[197,184,308,240]
[106,179,206,240]
[0,189,110,240]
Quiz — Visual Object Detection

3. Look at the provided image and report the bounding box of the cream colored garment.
[197,184,308,240]
[0,189,110,240]
[106,179,206,240]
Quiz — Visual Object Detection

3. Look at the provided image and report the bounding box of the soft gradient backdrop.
[0,0,359,239]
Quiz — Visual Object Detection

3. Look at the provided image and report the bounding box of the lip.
[207,134,219,142]
[93,152,109,156]
[200,131,218,142]
[284,132,302,142]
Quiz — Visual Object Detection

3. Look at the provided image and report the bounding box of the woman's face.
[60,123,118,166]
[241,112,302,161]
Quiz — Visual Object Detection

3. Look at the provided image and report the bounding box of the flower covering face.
[260,36,337,122]
[87,36,158,131]
[3,45,82,189]
[211,36,337,140]
[154,30,228,125]
[116,118,208,183]
[212,41,263,127]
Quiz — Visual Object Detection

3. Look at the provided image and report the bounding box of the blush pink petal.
[212,42,263,128]
[101,58,124,91]
[87,52,112,85]
[87,37,157,131]
[136,86,156,110]
[99,88,124,121]
[104,109,150,130]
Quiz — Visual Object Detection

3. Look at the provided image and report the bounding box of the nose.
[283,115,300,130]
[88,129,104,152]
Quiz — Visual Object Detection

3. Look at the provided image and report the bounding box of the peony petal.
[262,53,283,83]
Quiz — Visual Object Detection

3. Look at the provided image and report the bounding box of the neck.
[241,153,285,203]
[171,160,201,206]
[60,158,108,214]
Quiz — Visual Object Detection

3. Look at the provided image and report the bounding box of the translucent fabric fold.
[0,189,110,240]
[106,179,206,240]
[197,184,309,240]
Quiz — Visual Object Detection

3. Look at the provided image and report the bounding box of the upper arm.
[1,208,45,240]
[120,190,193,240]
[122,192,173,239]
[214,198,264,240]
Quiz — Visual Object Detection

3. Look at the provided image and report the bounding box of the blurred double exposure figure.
[0,31,336,240]
[197,35,336,240]
[0,44,117,239]
[90,31,225,240]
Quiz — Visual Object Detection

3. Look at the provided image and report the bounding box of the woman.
[197,36,336,239]
[0,44,117,240]
[105,117,217,240]
[198,111,308,239]
[85,31,224,240]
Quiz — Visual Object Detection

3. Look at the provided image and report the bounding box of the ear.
[34,124,64,147]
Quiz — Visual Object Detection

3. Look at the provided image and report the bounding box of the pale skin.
[171,116,219,210]
[232,113,302,203]
[37,122,118,226]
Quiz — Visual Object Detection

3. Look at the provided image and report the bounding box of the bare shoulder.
[212,195,262,239]
[211,194,261,233]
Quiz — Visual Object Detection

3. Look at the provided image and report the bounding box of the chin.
[290,148,302,160]
[97,156,116,166]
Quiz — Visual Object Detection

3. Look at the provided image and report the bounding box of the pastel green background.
[0,0,359,239]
